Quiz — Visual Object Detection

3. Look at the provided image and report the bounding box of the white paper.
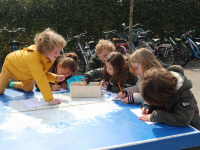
[130,108,157,125]
[52,88,68,94]
[22,97,62,108]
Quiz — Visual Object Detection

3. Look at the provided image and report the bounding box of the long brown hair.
[141,68,177,107]
[57,52,78,74]
[103,52,126,88]
[129,48,163,76]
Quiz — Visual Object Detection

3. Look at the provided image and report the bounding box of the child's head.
[56,52,78,76]
[103,52,126,87]
[129,48,163,77]
[34,28,66,61]
[141,68,177,107]
[95,39,115,62]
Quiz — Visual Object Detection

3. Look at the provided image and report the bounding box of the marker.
[118,83,125,97]
[140,98,146,111]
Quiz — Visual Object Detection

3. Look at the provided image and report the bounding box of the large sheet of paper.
[130,108,158,125]
[22,97,62,108]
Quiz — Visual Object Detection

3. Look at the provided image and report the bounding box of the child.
[118,48,163,104]
[85,39,115,73]
[35,52,78,91]
[80,52,138,93]
[0,28,67,105]
[139,66,200,131]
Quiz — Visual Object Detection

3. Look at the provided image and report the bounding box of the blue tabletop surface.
[0,88,200,150]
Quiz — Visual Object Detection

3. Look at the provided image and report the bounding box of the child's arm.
[81,68,103,85]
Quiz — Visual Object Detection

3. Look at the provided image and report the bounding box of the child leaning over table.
[139,66,200,131]
[80,52,138,93]
[35,52,78,91]
[118,48,163,104]
[0,28,67,105]
[85,39,115,74]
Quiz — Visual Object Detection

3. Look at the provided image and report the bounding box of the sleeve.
[27,58,54,102]
[82,68,103,83]
[123,77,141,96]
[85,57,99,72]
[150,91,196,126]
[46,72,57,83]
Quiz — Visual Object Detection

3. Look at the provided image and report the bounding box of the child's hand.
[118,92,126,98]
[138,114,151,122]
[48,99,61,105]
[51,85,61,91]
[103,81,109,89]
[56,75,66,82]
[60,82,67,89]
[121,97,129,104]
[141,107,149,115]
[79,81,87,86]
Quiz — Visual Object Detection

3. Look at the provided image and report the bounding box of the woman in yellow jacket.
[0,28,67,105]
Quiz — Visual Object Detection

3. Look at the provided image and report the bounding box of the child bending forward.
[0,28,67,105]
[139,65,200,131]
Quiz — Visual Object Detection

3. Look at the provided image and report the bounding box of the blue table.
[0,89,200,150]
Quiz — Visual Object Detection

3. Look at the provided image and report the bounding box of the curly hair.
[34,28,66,55]
[141,68,177,106]
[128,48,163,76]
[95,39,115,53]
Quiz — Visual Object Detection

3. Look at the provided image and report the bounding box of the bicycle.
[103,30,128,54]
[181,26,200,66]
[2,27,26,52]
[121,23,153,53]
[65,32,95,73]
[162,30,190,67]
[146,30,176,67]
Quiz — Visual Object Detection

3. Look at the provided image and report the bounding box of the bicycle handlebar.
[145,30,154,34]
[103,30,117,35]
[181,26,197,38]
[3,27,26,33]
[122,23,143,31]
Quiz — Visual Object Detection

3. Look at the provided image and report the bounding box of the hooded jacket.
[85,53,104,73]
[144,65,200,130]
[3,45,57,102]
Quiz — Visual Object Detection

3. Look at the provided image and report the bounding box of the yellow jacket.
[3,45,57,102]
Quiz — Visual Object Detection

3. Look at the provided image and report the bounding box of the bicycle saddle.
[112,38,121,41]
[193,37,200,41]
[137,35,145,39]
[152,38,160,43]
[10,40,20,45]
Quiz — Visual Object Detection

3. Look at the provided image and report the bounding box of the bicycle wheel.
[115,45,127,54]
[175,44,189,67]
[157,47,175,67]
[74,48,86,73]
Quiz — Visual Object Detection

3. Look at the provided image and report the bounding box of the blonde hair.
[129,48,163,75]
[95,39,115,53]
[34,28,66,54]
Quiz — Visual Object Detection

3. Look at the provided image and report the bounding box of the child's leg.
[0,69,11,94]
[14,80,34,92]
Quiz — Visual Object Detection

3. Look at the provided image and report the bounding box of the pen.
[140,98,146,111]
[64,66,76,77]
[118,83,125,97]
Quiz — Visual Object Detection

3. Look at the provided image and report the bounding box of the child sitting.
[35,52,78,91]
[80,52,138,93]
[118,48,163,104]
[0,28,66,105]
[139,66,200,131]
[85,39,115,73]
